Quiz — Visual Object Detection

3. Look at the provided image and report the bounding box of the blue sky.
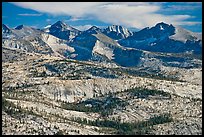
[2,2,202,32]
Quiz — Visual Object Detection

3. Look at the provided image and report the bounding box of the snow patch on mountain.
[160,25,164,30]
[44,25,51,29]
[43,25,51,33]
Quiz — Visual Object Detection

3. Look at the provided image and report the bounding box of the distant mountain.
[2,24,74,57]
[119,22,202,55]
[70,25,142,67]
[2,24,13,39]
[69,25,119,61]
[2,24,43,39]
[102,25,133,40]
[85,26,102,34]
[2,24,11,34]
[2,21,202,68]
[42,21,81,41]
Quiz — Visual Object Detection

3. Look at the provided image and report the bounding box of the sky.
[2,2,202,32]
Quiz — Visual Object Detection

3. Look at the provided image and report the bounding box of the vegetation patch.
[124,87,171,99]
[114,67,185,82]
[61,95,128,117]
[71,113,173,135]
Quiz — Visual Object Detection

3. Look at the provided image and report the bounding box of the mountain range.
[2,21,202,68]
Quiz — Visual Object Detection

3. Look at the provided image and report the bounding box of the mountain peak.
[15,25,25,30]
[46,21,81,40]
[2,24,11,33]
[156,22,169,25]
[56,21,66,25]
[89,26,100,30]
[154,22,174,30]
[106,25,125,32]
[103,25,133,40]
[15,25,35,30]
[2,24,10,30]
[107,25,125,30]
[51,21,67,29]
[85,26,101,34]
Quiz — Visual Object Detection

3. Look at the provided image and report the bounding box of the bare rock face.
[102,25,133,40]
[39,76,202,104]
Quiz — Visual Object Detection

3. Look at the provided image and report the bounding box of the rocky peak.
[2,24,11,33]
[85,26,101,34]
[106,25,132,35]
[50,21,68,30]
[153,22,175,32]
[15,25,25,30]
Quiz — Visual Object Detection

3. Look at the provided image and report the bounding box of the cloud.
[166,5,201,11]
[46,19,52,22]
[12,2,103,17]
[18,13,42,16]
[66,17,85,22]
[161,2,202,12]
[176,21,202,26]
[11,2,200,29]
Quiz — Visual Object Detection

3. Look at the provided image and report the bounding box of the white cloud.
[67,17,85,22]
[11,2,200,29]
[176,21,202,26]
[165,5,201,11]
[46,19,52,23]
[18,13,42,16]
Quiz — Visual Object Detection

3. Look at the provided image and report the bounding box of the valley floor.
[2,51,202,135]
